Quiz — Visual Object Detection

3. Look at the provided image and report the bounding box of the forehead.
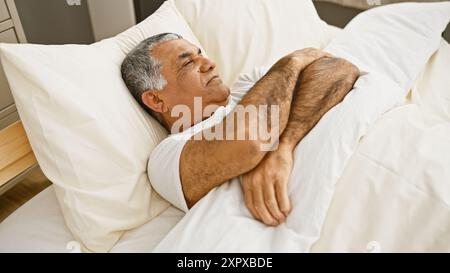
[151,39,198,65]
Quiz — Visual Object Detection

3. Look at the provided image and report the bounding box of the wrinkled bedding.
[1,34,449,254]
[152,32,450,252]
[312,40,450,252]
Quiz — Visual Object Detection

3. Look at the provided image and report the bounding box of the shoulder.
[233,66,270,86]
[147,134,190,213]
[149,134,189,169]
[229,65,271,103]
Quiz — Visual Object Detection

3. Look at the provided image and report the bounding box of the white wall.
[87,0,136,41]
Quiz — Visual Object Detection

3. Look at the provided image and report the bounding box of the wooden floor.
[0,168,51,223]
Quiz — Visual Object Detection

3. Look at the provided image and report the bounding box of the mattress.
[0,34,449,253]
[0,186,184,252]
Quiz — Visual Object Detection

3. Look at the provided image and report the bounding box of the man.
[121,33,359,226]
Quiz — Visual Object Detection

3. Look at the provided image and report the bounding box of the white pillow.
[0,1,203,252]
[153,2,450,252]
[326,2,450,91]
[172,0,330,86]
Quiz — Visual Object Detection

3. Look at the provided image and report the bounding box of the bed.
[0,186,184,252]
[0,0,449,252]
[1,31,449,254]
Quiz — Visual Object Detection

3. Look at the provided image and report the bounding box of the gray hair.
[121,32,183,126]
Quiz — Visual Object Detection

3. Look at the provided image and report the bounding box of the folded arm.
[280,57,360,149]
[242,57,360,225]
[180,48,330,208]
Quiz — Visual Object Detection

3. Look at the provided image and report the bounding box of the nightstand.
[0,0,34,196]
[0,121,38,196]
[0,0,27,130]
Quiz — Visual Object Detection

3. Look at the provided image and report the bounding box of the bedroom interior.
[0,0,449,253]
[0,0,372,223]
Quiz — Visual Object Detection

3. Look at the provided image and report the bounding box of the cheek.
[178,71,203,94]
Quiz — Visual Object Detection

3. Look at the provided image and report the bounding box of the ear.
[141,91,166,113]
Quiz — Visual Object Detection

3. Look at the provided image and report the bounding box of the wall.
[134,0,165,23]
[13,1,450,45]
[14,0,94,44]
[87,0,135,41]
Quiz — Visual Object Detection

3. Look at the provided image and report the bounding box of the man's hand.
[285,48,333,70]
[242,144,293,226]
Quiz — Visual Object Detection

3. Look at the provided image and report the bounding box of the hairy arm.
[280,57,360,149]
[242,57,360,225]
[180,49,330,208]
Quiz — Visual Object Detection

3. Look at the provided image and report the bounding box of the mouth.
[206,75,220,86]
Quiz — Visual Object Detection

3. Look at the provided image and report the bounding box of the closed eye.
[184,60,193,67]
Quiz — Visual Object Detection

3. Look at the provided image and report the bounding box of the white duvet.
[153,72,404,252]
[153,3,450,252]
[312,39,450,252]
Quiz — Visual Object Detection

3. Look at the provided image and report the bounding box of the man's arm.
[180,48,330,208]
[279,57,360,149]
[242,57,360,225]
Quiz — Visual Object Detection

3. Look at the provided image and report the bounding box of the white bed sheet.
[1,32,449,254]
[0,186,183,253]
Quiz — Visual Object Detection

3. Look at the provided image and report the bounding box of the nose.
[199,56,216,73]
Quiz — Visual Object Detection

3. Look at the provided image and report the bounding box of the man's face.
[146,39,230,127]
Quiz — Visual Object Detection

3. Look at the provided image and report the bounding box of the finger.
[242,175,261,221]
[263,183,286,224]
[254,185,278,226]
[244,189,261,221]
[275,181,291,216]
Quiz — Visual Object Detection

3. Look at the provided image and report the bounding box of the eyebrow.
[177,48,202,62]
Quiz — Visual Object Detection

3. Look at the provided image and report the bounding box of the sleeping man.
[121,33,359,226]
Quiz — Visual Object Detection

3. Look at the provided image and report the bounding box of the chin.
[210,86,230,105]
[218,96,229,107]
[219,91,231,106]
[221,85,231,100]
